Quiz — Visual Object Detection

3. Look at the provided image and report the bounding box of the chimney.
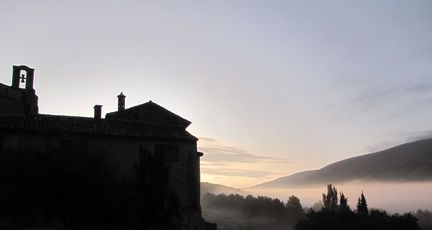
[94,105,102,119]
[117,92,126,111]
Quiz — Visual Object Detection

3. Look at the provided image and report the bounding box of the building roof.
[105,101,191,128]
[0,114,197,141]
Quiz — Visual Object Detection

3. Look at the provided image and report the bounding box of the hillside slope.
[201,182,247,196]
[256,138,432,188]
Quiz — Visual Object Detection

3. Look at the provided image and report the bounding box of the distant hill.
[255,138,432,188]
[201,182,248,196]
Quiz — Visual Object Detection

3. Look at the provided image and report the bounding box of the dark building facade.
[0,65,215,230]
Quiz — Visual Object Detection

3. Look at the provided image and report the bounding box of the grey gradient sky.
[1,0,431,187]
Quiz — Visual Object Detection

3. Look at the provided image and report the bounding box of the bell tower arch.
[12,65,35,91]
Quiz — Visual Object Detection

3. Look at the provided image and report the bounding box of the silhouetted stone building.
[0,65,38,116]
[0,65,215,230]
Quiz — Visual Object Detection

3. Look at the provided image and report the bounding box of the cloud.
[343,82,432,118]
[404,84,432,95]
[364,140,398,153]
[198,137,291,179]
[363,129,432,153]
[323,81,432,123]
[198,137,218,142]
[404,130,432,142]
[200,161,226,167]
[202,168,272,178]
[198,137,290,164]
[352,88,396,112]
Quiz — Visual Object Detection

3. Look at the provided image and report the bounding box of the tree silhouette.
[339,192,350,212]
[414,209,432,230]
[322,184,338,211]
[286,195,305,220]
[356,191,368,215]
[202,192,305,229]
[296,185,420,230]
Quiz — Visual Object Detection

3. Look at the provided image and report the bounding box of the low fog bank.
[201,183,432,230]
[202,209,295,230]
[201,193,302,230]
[248,181,432,213]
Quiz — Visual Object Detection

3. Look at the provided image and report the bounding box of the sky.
[1,1,432,188]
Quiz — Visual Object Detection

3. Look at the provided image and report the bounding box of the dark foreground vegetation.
[415,210,432,230]
[295,184,421,230]
[202,184,432,230]
[202,193,303,230]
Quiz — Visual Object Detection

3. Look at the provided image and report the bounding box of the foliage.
[295,185,421,230]
[356,191,368,215]
[322,184,338,211]
[286,195,305,220]
[202,193,304,230]
[413,209,432,230]
[296,208,421,230]
[310,201,324,212]
[339,193,350,213]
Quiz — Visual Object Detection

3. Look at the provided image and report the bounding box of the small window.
[19,70,27,89]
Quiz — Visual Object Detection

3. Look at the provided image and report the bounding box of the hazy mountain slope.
[256,138,432,188]
[201,182,248,196]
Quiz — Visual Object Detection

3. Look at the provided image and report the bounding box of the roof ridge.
[0,115,197,141]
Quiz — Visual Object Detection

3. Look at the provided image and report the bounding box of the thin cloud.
[202,168,272,178]
[364,130,432,153]
[198,137,291,179]
[404,84,432,94]
[200,161,226,167]
[343,82,432,118]
[199,137,218,142]
[198,137,291,164]
[352,88,396,112]
[404,130,432,142]
[364,141,398,153]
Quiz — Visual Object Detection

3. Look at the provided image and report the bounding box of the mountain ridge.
[201,182,248,196]
[255,138,432,188]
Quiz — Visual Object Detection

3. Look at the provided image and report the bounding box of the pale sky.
[1,1,432,188]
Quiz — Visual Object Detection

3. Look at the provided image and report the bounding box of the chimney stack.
[117,92,125,111]
[94,105,102,119]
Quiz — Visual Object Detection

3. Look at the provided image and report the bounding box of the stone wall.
[0,131,201,211]
[0,83,38,116]
[0,84,25,116]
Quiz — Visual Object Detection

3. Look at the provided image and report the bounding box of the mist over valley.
[202,138,432,213]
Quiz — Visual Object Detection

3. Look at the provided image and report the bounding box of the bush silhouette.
[202,193,305,230]
[295,185,421,230]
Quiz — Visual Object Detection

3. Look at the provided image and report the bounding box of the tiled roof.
[105,101,191,128]
[0,114,197,141]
